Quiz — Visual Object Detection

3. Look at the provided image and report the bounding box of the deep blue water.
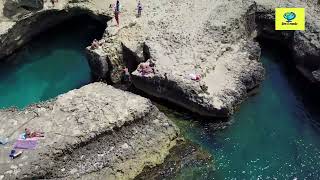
[0,16,105,109]
[158,47,320,179]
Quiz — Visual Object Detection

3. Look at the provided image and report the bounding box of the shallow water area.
[159,47,320,179]
[0,16,105,109]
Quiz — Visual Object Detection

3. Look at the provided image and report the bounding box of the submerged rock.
[0,83,179,179]
[135,139,214,180]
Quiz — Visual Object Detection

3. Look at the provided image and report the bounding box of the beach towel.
[14,138,38,150]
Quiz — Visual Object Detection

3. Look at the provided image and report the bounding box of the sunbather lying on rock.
[25,128,44,138]
[137,62,154,76]
[189,73,201,81]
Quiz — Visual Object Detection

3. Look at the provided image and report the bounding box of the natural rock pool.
[158,46,320,179]
[0,15,105,109]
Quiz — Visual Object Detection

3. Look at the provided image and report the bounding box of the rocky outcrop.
[0,2,110,61]
[0,83,179,179]
[3,0,44,18]
[97,0,265,118]
[86,47,109,81]
[250,1,320,84]
[0,0,266,118]
[2,0,320,119]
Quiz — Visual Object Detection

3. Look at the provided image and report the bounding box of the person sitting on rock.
[91,39,100,49]
[25,128,44,138]
[189,73,201,81]
[138,62,153,76]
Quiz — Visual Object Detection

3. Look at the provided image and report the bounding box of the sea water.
[159,47,320,179]
[0,16,105,109]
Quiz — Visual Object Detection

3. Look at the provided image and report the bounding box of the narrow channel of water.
[158,46,320,179]
[0,16,105,109]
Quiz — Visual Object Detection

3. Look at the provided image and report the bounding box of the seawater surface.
[158,47,320,179]
[0,16,105,109]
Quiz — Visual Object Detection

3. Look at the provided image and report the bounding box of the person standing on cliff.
[137,1,143,17]
[114,0,121,26]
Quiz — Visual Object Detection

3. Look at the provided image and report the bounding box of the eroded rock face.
[2,0,320,119]
[0,83,179,179]
[0,3,110,61]
[3,0,44,17]
[251,1,320,84]
[86,47,109,80]
[99,0,265,118]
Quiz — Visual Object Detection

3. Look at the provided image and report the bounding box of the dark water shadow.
[257,37,320,129]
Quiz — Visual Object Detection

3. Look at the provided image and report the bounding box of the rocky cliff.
[0,0,110,61]
[1,0,319,119]
[0,83,179,179]
[99,0,265,117]
[95,0,320,117]
[250,0,320,84]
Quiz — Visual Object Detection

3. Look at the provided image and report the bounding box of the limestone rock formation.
[0,83,179,179]
[251,1,320,84]
[86,47,109,80]
[1,0,320,118]
[0,2,110,61]
[101,0,265,117]
[3,0,44,17]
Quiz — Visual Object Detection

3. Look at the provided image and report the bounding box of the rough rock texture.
[96,0,320,117]
[100,0,265,117]
[135,139,214,180]
[86,47,109,80]
[0,0,110,61]
[1,0,320,118]
[251,1,320,83]
[0,83,179,179]
[3,0,44,18]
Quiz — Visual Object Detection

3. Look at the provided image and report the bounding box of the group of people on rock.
[137,62,153,76]
[111,0,143,26]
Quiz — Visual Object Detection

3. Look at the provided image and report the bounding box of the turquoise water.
[0,16,105,109]
[159,47,320,179]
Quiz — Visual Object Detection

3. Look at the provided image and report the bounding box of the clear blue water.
[0,16,105,109]
[158,47,320,179]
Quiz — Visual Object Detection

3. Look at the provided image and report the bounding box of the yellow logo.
[275,8,305,30]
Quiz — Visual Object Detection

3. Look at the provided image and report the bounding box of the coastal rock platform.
[0,83,179,179]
